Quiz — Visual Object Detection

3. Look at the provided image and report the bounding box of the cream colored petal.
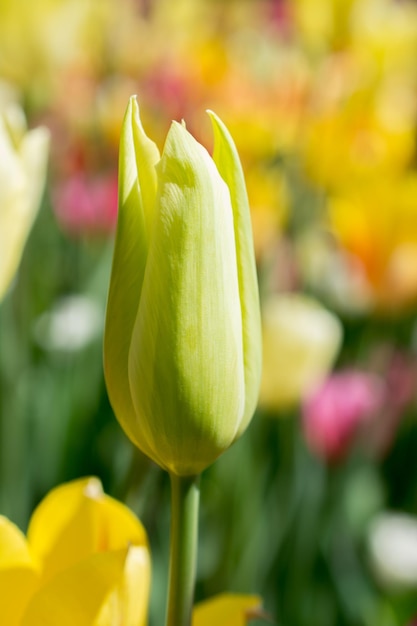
[0,111,49,301]
[208,111,262,437]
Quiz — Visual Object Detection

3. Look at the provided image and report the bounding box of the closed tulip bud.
[104,97,261,476]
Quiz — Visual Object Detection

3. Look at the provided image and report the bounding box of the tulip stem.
[166,472,200,626]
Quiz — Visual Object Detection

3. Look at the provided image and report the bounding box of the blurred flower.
[302,90,415,192]
[350,0,417,75]
[259,293,342,411]
[104,98,261,476]
[245,165,289,260]
[0,476,150,625]
[295,228,373,314]
[292,0,356,52]
[33,294,103,352]
[53,173,118,237]
[365,348,417,457]
[192,593,264,626]
[329,175,417,312]
[0,0,113,104]
[302,370,384,462]
[0,104,49,302]
[368,512,417,590]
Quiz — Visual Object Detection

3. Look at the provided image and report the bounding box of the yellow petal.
[0,514,35,569]
[21,548,128,626]
[94,545,151,626]
[0,568,40,626]
[192,593,263,626]
[0,516,39,626]
[27,477,149,583]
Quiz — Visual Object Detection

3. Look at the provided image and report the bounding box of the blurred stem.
[166,472,200,626]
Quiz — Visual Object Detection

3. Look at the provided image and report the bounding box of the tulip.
[259,293,342,411]
[0,104,49,301]
[52,173,118,237]
[0,477,150,626]
[104,96,261,477]
[302,370,384,462]
[0,476,263,626]
[368,512,417,591]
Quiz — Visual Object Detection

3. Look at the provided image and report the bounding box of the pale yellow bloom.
[104,98,261,476]
[260,293,342,411]
[0,104,49,301]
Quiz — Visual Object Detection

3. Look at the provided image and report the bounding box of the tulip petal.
[192,593,263,626]
[128,121,245,475]
[104,95,161,460]
[0,110,49,300]
[208,111,262,436]
[27,477,149,583]
[94,545,151,626]
[0,515,35,569]
[21,548,128,626]
[0,516,39,626]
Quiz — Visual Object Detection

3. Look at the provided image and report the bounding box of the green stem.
[165,472,201,626]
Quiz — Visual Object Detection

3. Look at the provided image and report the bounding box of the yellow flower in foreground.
[104,97,261,476]
[0,103,49,301]
[0,477,150,626]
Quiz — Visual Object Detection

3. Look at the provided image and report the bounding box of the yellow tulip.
[0,103,49,301]
[0,477,151,626]
[104,97,261,477]
[193,593,263,626]
[0,477,261,625]
[329,175,417,311]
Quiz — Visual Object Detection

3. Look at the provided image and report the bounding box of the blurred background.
[2,0,417,624]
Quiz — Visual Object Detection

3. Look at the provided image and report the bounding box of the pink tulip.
[53,173,118,237]
[302,370,384,462]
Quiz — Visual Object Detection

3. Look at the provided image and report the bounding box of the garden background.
[2,0,417,624]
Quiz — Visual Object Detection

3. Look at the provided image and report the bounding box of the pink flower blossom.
[53,173,118,237]
[302,370,385,462]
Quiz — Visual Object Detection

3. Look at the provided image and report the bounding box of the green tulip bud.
[104,97,261,476]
